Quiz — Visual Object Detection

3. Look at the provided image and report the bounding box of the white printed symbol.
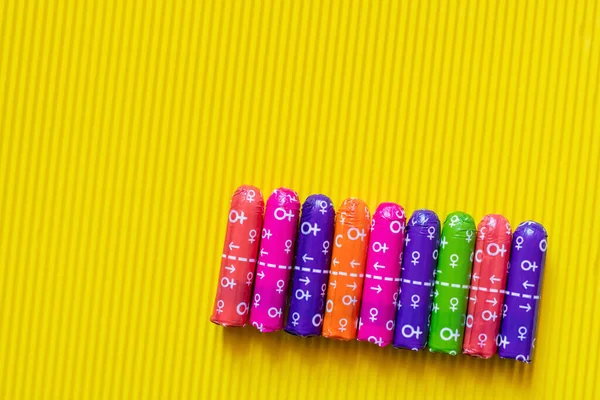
[479,226,487,240]
[466,314,474,328]
[253,293,261,308]
[518,326,528,341]
[478,333,488,348]
[274,207,295,221]
[411,251,420,265]
[246,272,253,286]
[295,289,311,301]
[516,354,530,362]
[390,220,405,234]
[432,249,438,260]
[216,300,225,314]
[404,234,411,245]
[335,234,343,248]
[440,237,448,249]
[284,240,293,254]
[229,210,248,224]
[326,300,334,313]
[262,228,272,239]
[301,222,321,236]
[370,219,376,232]
[369,308,379,322]
[319,200,328,214]
[506,222,511,235]
[521,260,538,272]
[291,312,300,326]
[449,297,459,312]
[386,320,395,331]
[392,291,399,307]
[428,226,436,240]
[252,322,264,332]
[515,236,524,250]
[348,227,367,241]
[339,213,346,225]
[539,239,547,252]
[339,318,348,332]
[236,302,249,315]
[246,189,256,202]
[372,241,389,253]
[268,307,283,318]
[402,324,423,339]
[502,304,508,317]
[449,215,460,227]
[440,327,460,341]
[322,240,330,255]
[248,229,257,243]
[312,314,323,327]
[221,277,236,289]
[411,294,420,309]
[321,283,327,297]
[482,310,498,321]
[450,254,459,268]
[432,303,439,313]
[475,250,484,263]
[487,243,507,257]
[470,252,474,262]
[496,334,510,349]
[466,230,474,243]
[276,279,285,293]
[368,336,384,346]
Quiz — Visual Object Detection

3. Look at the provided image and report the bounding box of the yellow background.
[1,0,599,398]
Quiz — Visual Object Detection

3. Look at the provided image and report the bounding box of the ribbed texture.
[0,1,599,399]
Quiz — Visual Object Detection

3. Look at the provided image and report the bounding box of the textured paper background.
[1,1,599,399]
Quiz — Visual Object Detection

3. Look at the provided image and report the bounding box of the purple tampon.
[498,221,548,363]
[285,195,335,336]
[394,210,441,350]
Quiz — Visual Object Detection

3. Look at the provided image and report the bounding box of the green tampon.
[428,212,476,355]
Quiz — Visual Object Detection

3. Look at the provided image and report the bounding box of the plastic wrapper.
[428,212,476,355]
[498,221,547,363]
[249,188,300,332]
[357,203,406,347]
[210,185,265,326]
[463,214,512,358]
[284,195,335,336]
[322,198,371,340]
[393,209,440,350]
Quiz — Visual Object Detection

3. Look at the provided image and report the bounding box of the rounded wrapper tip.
[230,185,264,209]
[266,187,300,209]
[339,197,370,220]
[443,211,476,230]
[409,209,440,227]
[373,202,405,221]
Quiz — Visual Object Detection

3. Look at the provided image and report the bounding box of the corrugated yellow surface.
[1,0,599,398]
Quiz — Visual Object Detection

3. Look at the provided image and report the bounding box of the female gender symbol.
[284,239,293,253]
[339,318,348,332]
[518,326,528,341]
[478,333,488,348]
[248,229,257,243]
[253,293,261,308]
[291,312,300,326]
[216,300,225,314]
[322,240,330,255]
[276,279,285,293]
[450,254,459,268]
[411,251,420,265]
[369,308,379,322]
[515,236,524,250]
[411,294,420,309]
[449,297,459,311]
